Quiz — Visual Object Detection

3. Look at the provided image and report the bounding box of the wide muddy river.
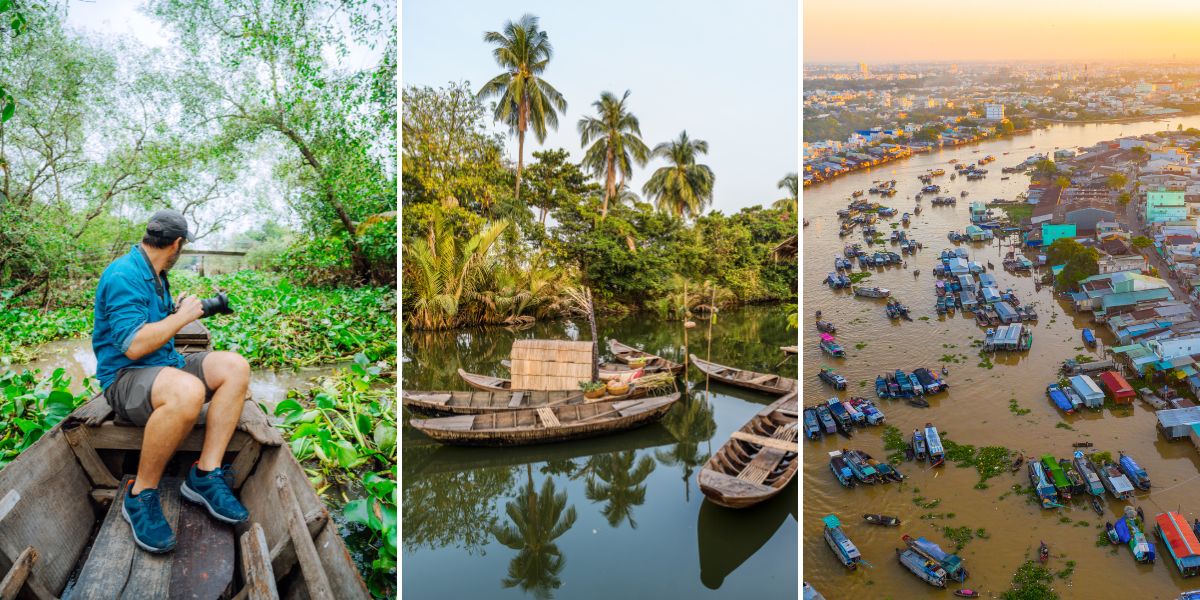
[803,120,1200,599]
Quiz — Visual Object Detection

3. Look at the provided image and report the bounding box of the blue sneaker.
[121,482,176,553]
[181,463,249,524]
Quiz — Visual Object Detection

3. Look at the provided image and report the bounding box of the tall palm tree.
[643,131,715,219]
[773,172,798,214]
[478,14,567,202]
[578,90,650,219]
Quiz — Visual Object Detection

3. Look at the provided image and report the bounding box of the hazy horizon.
[805,0,1200,64]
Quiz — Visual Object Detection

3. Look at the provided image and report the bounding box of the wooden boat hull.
[607,339,685,375]
[402,389,582,415]
[409,393,680,446]
[457,368,654,400]
[689,355,797,395]
[698,393,798,509]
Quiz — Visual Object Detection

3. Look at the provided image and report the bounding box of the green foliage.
[1107,172,1128,189]
[1001,560,1059,600]
[274,354,396,597]
[1046,238,1099,288]
[0,368,94,468]
[1131,236,1153,249]
[0,296,92,363]
[179,271,396,368]
[643,131,715,219]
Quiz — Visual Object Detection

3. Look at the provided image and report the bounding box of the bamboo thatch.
[510,339,595,391]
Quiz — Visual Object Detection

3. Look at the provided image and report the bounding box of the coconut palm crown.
[643,131,715,219]
[577,90,650,219]
[477,14,567,201]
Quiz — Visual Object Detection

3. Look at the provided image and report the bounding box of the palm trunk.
[601,148,616,220]
[515,126,525,201]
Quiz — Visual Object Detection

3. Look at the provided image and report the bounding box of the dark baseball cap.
[146,209,194,243]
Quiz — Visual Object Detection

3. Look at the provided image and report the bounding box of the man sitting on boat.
[91,210,251,554]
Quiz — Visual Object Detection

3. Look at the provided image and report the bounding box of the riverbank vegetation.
[402,15,795,331]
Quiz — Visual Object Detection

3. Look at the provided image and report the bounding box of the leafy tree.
[1107,173,1127,190]
[1131,236,1153,249]
[403,218,508,330]
[578,90,649,219]
[1055,175,1072,188]
[524,149,590,225]
[1046,238,1098,288]
[643,131,715,219]
[1034,159,1058,178]
[477,14,567,202]
[774,173,798,215]
[150,0,397,284]
[1118,191,1131,205]
[914,125,942,142]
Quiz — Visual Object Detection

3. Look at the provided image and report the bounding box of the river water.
[803,120,1200,599]
[401,306,797,600]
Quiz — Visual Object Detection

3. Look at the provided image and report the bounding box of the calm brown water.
[803,121,1200,599]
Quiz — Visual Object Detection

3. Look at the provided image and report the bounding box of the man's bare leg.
[197,351,250,471]
[132,368,205,494]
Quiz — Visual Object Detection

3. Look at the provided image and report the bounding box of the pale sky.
[805,0,1200,64]
[403,0,799,214]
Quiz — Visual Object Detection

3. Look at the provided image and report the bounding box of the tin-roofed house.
[1069,374,1105,409]
[1098,371,1135,405]
[1156,407,1200,441]
[1156,512,1200,577]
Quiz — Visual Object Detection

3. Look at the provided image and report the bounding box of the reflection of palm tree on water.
[583,450,656,528]
[490,465,577,600]
[654,389,717,501]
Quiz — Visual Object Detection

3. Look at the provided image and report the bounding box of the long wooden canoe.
[697,392,799,508]
[498,357,679,379]
[689,355,798,395]
[0,322,369,599]
[607,340,685,375]
[409,393,681,446]
[457,368,656,400]
[402,389,584,415]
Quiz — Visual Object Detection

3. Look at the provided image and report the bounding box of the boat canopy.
[910,536,964,574]
[924,426,944,455]
[820,333,836,343]
[979,273,996,287]
[1157,512,1200,570]
[982,287,1002,303]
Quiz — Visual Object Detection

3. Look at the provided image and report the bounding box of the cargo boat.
[1073,450,1105,496]
[897,548,947,587]
[1119,452,1151,490]
[823,514,863,569]
[829,451,856,487]
[924,423,945,466]
[1041,455,1073,500]
[1029,461,1061,508]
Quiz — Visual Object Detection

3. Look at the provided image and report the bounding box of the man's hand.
[173,293,204,325]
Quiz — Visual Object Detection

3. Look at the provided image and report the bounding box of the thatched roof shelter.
[510,339,595,390]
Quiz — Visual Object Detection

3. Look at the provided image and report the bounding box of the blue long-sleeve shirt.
[92,245,185,389]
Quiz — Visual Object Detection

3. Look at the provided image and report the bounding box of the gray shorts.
[107,352,213,425]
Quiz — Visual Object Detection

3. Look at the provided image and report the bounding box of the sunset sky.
[805,0,1200,64]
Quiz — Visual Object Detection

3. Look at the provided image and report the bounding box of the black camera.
[200,293,234,318]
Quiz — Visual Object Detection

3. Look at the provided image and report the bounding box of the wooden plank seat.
[71,476,235,599]
[729,431,798,452]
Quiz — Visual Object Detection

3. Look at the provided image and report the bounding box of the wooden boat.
[499,358,676,380]
[954,589,981,598]
[689,355,797,395]
[0,322,370,599]
[607,339,685,375]
[1092,496,1104,516]
[402,389,584,415]
[779,345,798,355]
[697,393,798,509]
[458,368,653,398]
[1010,453,1025,472]
[409,393,680,446]
[863,514,901,526]
[1039,541,1049,563]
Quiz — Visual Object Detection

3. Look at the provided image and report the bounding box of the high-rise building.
[859,62,869,77]
[985,103,1005,121]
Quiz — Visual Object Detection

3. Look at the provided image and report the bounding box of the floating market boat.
[954,590,981,598]
[1083,328,1096,347]
[1107,522,1119,544]
[847,397,885,425]
[829,451,856,487]
[823,515,863,569]
[1097,458,1136,500]
[1046,384,1074,414]
[841,399,865,424]
[1029,462,1061,509]
[842,449,878,483]
[912,429,927,461]
[853,286,891,298]
[860,451,903,482]
[924,424,945,466]
[409,393,680,446]
[1010,453,1024,472]
[690,355,798,395]
[1092,496,1104,516]
[1155,511,1200,577]
[816,367,848,391]
[896,369,914,396]
[1073,450,1105,496]
[815,404,838,435]
[864,514,901,526]
[819,333,846,357]
[825,399,855,436]
[1041,455,1072,501]
[803,407,822,440]
[816,320,837,333]
[897,548,947,588]
[904,534,968,582]
[1119,452,1151,490]
[907,397,931,408]
[875,376,889,398]
[1060,458,1086,496]
[698,393,798,509]
[607,339,686,375]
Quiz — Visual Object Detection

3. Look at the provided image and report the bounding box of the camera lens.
[200,292,234,318]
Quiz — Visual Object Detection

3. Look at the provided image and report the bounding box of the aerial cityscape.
[804,4,1200,599]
